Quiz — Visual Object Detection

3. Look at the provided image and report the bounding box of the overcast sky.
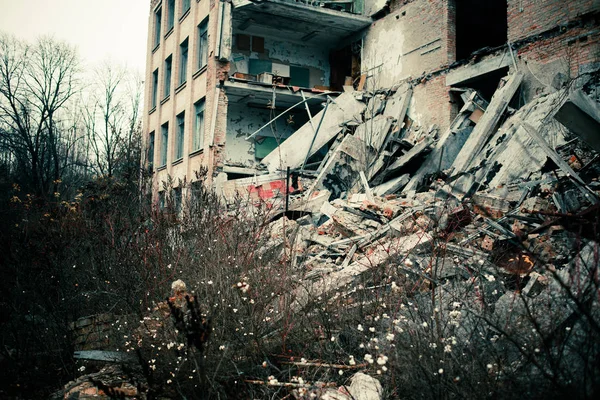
[0,0,150,74]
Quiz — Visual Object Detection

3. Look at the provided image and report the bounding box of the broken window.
[454,0,507,61]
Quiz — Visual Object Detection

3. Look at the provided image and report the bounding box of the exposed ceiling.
[232,0,372,47]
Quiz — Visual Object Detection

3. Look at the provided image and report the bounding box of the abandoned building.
[142,0,600,205]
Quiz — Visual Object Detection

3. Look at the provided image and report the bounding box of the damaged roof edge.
[233,0,373,26]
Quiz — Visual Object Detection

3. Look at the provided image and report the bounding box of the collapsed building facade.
[142,0,599,205]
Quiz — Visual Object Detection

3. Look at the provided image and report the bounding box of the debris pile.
[239,72,600,392]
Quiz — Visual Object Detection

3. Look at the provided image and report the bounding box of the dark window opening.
[455,0,507,61]
[456,67,509,103]
[329,41,361,91]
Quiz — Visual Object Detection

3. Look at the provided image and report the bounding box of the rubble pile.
[244,72,600,394]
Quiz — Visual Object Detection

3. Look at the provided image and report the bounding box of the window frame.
[160,122,169,167]
[166,0,175,33]
[154,6,162,48]
[151,69,159,109]
[175,111,185,161]
[164,55,172,99]
[192,98,205,152]
[197,18,209,71]
[148,131,155,169]
[179,38,189,86]
[181,0,191,18]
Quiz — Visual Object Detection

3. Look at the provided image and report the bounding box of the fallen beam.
[451,72,523,174]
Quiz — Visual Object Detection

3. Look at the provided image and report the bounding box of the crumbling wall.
[361,0,450,89]
[408,75,453,132]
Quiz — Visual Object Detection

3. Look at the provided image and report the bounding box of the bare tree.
[83,62,143,179]
[0,33,80,198]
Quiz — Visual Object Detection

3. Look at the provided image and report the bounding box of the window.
[164,55,172,99]
[154,7,162,47]
[167,0,175,32]
[161,122,169,166]
[158,191,166,209]
[172,187,182,215]
[197,18,208,70]
[181,0,191,17]
[193,99,205,152]
[148,131,155,168]
[179,38,188,86]
[175,111,185,160]
[152,69,159,108]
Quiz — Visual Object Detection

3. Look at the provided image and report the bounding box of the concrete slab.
[446,52,512,87]
[554,89,600,154]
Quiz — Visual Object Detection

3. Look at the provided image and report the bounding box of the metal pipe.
[245,91,334,141]
[301,97,330,171]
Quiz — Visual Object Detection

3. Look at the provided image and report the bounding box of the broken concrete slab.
[402,91,479,193]
[364,94,386,120]
[386,135,434,173]
[262,92,365,172]
[446,51,512,86]
[310,133,369,200]
[354,115,394,153]
[553,89,600,154]
[372,174,410,196]
[383,86,412,121]
[451,72,524,174]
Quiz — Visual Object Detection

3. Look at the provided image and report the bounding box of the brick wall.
[363,0,452,88]
[410,74,453,132]
[508,0,600,42]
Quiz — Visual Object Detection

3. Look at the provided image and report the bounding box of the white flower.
[484,274,496,282]
[386,333,395,341]
[376,355,388,365]
[487,364,493,370]
[301,358,307,363]
[167,379,172,384]
[219,345,225,351]
[338,370,344,376]
[357,324,364,331]
[207,280,213,285]
[444,345,452,353]
[331,336,335,342]
[78,366,86,372]
[404,258,414,267]
[438,368,444,374]
[422,322,428,328]
[349,356,356,366]
[364,354,374,364]
[233,308,238,313]
[369,327,376,333]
